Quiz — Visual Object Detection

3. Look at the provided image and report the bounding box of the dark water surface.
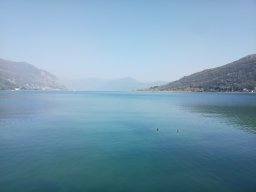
[0,91,255,192]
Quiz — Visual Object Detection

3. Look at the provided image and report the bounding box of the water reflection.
[0,91,59,120]
[182,102,256,133]
[1,91,256,134]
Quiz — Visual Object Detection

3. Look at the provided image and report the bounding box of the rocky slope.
[0,59,65,90]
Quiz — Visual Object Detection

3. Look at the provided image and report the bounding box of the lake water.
[0,91,255,192]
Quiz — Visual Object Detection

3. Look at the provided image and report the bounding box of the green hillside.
[0,59,65,90]
[148,54,256,92]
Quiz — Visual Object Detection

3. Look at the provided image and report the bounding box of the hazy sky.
[1,0,256,81]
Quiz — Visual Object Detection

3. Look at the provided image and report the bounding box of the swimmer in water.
[156,128,159,132]
[177,129,179,133]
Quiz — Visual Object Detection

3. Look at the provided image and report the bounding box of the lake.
[0,91,255,192]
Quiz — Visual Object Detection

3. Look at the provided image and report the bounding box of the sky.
[1,0,256,82]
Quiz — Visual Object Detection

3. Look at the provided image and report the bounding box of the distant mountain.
[146,54,256,92]
[64,77,167,91]
[0,59,65,90]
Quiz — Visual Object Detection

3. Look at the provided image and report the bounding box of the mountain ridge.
[146,54,256,92]
[63,77,167,91]
[0,58,65,90]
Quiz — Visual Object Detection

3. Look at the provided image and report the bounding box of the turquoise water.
[0,91,256,192]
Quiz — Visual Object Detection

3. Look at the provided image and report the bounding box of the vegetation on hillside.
[147,54,256,92]
[0,59,65,90]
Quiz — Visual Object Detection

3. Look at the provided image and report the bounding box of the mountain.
[64,77,167,91]
[0,58,65,90]
[147,54,256,92]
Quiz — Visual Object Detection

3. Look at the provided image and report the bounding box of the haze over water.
[0,91,255,192]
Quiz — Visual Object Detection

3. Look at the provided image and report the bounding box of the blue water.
[0,91,256,192]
